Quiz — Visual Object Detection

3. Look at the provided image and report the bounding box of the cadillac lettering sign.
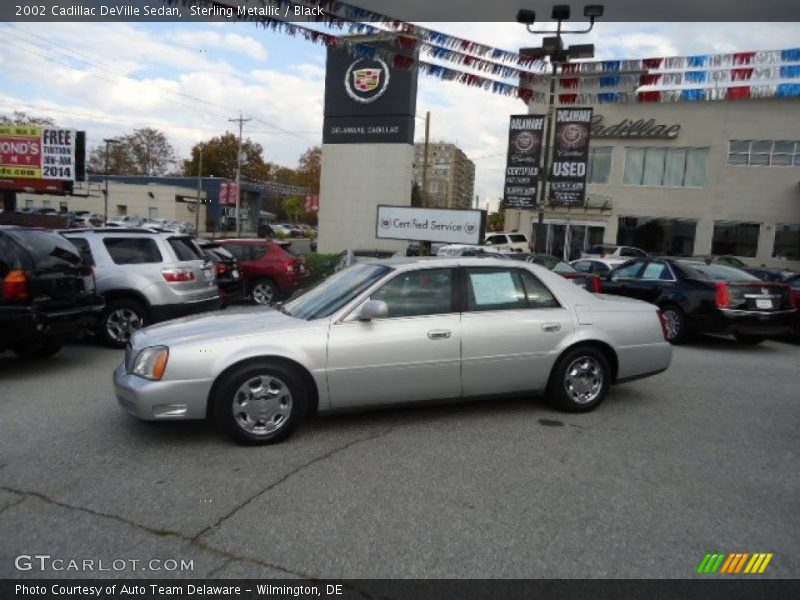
[376,205,486,245]
[549,107,593,207]
[591,114,680,139]
[323,43,418,144]
[345,58,390,103]
[503,114,545,210]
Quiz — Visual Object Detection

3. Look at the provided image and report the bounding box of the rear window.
[167,237,204,261]
[4,229,81,269]
[677,261,759,282]
[65,237,95,266]
[552,261,577,274]
[509,234,528,243]
[103,238,162,265]
[205,245,235,261]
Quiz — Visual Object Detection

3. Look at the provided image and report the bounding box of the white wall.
[317,144,413,254]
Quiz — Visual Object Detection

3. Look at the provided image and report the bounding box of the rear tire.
[547,346,611,413]
[213,362,307,445]
[250,278,278,306]
[97,299,148,348]
[661,305,687,344]
[734,334,765,345]
[13,342,64,359]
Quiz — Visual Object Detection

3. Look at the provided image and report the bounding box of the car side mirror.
[355,299,388,321]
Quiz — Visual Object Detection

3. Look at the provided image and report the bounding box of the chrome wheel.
[106,308,143,343]
[663,309,681,341]
[232,375,293,436]
[563,356,604,405]
[252,281,276,305]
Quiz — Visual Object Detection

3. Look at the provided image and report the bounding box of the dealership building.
[504,96,800,269]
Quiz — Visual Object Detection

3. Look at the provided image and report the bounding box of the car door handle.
[427,329,452,340]
[541,323,561,332]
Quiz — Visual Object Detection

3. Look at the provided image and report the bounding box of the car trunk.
[4,229,94,311]
[722,281,793,312]
[163,236,216,295]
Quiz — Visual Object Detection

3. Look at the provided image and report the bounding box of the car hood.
[131,306,311,349]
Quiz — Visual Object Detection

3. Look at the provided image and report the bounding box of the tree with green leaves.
[87,127,176,175]
[184,132,269,180]
[282,196,304,223]
[294,146,321,194]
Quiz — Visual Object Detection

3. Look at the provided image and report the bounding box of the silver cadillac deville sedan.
[114,257,672,444]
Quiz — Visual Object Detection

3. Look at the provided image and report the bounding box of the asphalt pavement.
[0,336,798,579]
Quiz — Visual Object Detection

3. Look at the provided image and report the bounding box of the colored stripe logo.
[697,553,773,574]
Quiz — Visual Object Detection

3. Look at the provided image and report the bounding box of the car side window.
[518,270,560,309]
[641,261,672,281]
[370,268,454,318]
[250,245,269,260]
[573,260,592,273]
[465,267,548,312]
[485,235,505,245]
[103,238,162,265]
[611,260,645,279]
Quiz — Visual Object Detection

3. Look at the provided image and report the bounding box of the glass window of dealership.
[505,97,800,268]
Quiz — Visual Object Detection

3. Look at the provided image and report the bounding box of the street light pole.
[517,4,603,254]
[102,138,119,224]
[229,113,251,237]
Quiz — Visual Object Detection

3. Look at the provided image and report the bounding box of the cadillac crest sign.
[345,58,390,103]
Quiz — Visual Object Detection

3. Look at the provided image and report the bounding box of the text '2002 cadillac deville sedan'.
[114,257,672,444]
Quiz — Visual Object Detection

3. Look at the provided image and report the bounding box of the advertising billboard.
[376,205,486,245]
[503,114,545,210]
[548,108,594,207]
[0,126,82,181]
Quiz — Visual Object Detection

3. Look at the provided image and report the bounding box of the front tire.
[250,278,278,306]
[97,299,147,348]
[547,346,611,412]
[213,362,307,445]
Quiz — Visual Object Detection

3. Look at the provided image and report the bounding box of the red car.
[217,239,309,305]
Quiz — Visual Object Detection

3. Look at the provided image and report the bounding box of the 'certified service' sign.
[376,206,486,245]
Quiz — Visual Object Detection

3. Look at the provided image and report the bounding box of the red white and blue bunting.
[168,1,800,104]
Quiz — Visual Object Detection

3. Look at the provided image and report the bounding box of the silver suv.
[63,229,220,347]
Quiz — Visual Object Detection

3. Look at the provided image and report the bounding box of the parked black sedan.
[504,253,603,292]
[601,258,796,344]
[197,240,245,307]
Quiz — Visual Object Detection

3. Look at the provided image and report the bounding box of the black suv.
[0,226,104,358]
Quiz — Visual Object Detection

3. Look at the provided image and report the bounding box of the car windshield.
[677,261,760,282]
[285,263,391,321]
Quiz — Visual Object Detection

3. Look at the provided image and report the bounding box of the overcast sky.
[0,20,797,211]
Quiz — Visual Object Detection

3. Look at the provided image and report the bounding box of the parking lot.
[0,336,798,579]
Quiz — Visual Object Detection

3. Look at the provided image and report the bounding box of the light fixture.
[584,4,604,19]
[551,5,570,20]
[516,9,536,24]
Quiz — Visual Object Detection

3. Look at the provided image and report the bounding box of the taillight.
[285,260,295,274]
[591,275,603,293]
[162,268,196,282]
[2,270,29,301]
[657,309,669,341]
[215,262,226,275]
[715,282,730,308]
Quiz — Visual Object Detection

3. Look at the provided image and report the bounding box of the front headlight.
[132,346,169,380]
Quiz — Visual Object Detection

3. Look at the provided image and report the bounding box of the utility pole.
[229,113,251,237]
[194,145,203,238]
[420,110,431,256]
[102,138,119,224]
